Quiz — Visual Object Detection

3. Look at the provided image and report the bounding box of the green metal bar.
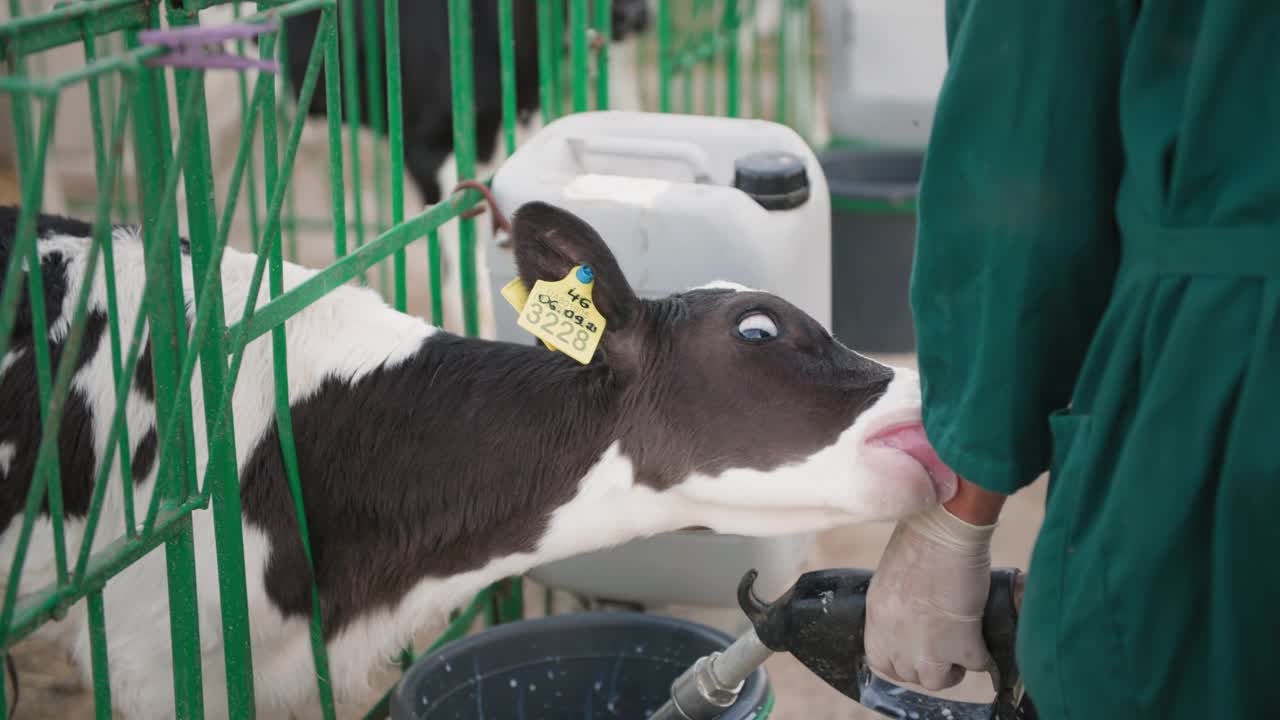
[361,4,387,166]
[1,19,35,249]
[447,0,479,337]
[339,0,367,281]
[723,0,740,117]
[426,223,443,327]
[569,0,588,112]
[15,102,71,594]
[277,15,297,263]
[324,6,349,261]
[97,29,127,224]
[127,20,205,709]
[775,0,787,125]
[45,45,170,92]
[496,576,524,623]
[750,0,761,117]
[262,23,337,709]
[683,54,694,113]
[134,73,211,538]
[549,0,564,117]
[385,0,407,312]
[236,1,264,254]
[74,89,141,582]
[536,0,556,125]
[0,101,63,639]
[362,0,391,294]
[75,294,149,581]
[82,34,139,541]
[497,0,517,156]
[165,7,258,715]
[10,95,70,593]
[701,2,715,115]
[0,0,147,59]
[593,0,611,110]
[658,0,671,112]
[2,44,61,591]
[87,590,112,720]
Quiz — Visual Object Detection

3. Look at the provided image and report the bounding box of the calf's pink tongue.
[867,422,958,502]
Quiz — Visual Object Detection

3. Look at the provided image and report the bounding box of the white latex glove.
[865,503,997,691]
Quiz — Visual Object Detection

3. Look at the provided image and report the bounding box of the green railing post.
[127,20,206,716]
[86,591,112,720]
[775,0,789,126]
[750,0,762,118]
[569,0,589,112]
[233,1,265,254]
[360,0,390,291]
[339,0,366,280]
[592,0,611,110]
[323,3,350,262]
[165,7,259,717]
[385,0,408,311]
[497,0,518,154]
[657,0,671,112]
[536,0,558,124]
[447,0,479,337]
[723,0,740,117]
[549,0,564,117]
[259,23,338,719]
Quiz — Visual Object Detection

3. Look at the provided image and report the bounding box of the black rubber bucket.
[819,148,924,354]
[390,612,773,720]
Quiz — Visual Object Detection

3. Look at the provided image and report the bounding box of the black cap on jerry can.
[733,150,810,210]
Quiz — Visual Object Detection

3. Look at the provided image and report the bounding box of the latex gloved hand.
[864,503,997,691]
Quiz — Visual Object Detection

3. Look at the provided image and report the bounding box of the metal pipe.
[649,627,774,720]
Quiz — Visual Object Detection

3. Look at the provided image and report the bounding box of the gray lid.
[733,150,811,210]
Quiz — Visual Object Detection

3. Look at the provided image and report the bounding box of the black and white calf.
[0,202,955,718]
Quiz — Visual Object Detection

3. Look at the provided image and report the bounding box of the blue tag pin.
[576,265,594,284]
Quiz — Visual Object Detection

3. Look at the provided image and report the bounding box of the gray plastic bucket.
[819,148,923,354]
[390,612,773,720]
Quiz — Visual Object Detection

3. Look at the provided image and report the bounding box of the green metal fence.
[0,1,814,717]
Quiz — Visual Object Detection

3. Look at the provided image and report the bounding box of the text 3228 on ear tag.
[516,265,606,364]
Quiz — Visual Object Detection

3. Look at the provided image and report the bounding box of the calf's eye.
[737,313,778,342]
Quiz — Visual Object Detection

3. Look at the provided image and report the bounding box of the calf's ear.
[510,201,639,329]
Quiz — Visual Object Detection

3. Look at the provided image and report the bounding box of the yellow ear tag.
[513,265,606,364]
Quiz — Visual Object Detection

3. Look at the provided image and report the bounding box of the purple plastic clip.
[139,20,279,73]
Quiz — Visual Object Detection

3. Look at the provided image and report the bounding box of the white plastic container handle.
[566,135,715,184]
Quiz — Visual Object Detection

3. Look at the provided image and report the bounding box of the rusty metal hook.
[449,180,512,241]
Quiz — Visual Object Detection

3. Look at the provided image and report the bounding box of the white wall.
[822,0,948,148]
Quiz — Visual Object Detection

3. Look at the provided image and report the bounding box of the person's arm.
[945,478,1007,526]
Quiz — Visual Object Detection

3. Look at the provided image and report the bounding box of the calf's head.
[510,202,956,533]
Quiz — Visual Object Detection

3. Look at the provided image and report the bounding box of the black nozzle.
[737,567,1036,720]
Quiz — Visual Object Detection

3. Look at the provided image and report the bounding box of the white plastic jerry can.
[489,110,831,332]
[488,110,831,608]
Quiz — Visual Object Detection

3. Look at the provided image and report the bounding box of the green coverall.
[911,2,1280,718]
